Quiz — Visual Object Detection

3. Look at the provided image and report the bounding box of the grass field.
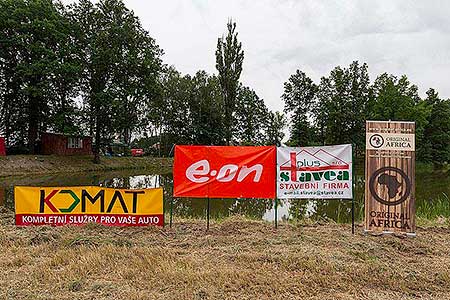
[0,155,172,177]
[1,208,449,300]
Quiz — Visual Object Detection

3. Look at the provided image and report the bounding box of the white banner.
[366,132,415,151]
[277,144,353,199]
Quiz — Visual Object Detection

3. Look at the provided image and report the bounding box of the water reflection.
[0,167,449,222]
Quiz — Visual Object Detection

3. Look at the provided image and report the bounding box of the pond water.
[1,167,449,223]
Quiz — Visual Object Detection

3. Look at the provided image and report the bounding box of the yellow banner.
[15,186,163,226]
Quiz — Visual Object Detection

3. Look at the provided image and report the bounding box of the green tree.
[265,111,286,146]
[314,61,370,150]
[215,20,244,145]
[111,14,163,145]
[159,69,224,149]
[368,73,429,156]
[49,3,83,135]
[282,70,317,146]
[70,0,163,162]
[189,71,225,145]
[234,85,268,145]
[0,0,27,146]
[160,69,192,147]
[346,61,370,155]
[421,89,450,166]
[0,0,79,152]
[369,74,420,120]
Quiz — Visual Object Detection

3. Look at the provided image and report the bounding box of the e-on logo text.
[186,160,263,183]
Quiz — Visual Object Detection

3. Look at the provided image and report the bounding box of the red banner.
[173,145,276,198]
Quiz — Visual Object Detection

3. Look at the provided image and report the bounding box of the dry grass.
[0,208,450,300]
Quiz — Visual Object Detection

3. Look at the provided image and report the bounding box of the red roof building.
[41,132,92,155]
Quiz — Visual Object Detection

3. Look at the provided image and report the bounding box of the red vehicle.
[131,148,144,157]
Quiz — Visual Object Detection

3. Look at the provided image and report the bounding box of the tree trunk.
[93,108,101,164]
[27,74,42,154]
[61,90,67,133]
[224,95,232,146]
[3,99,11,147]
[27,98,39,154]
[124,128,130,145]
[91,77,106,164]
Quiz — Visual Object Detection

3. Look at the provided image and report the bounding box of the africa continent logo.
[369,167,411,206]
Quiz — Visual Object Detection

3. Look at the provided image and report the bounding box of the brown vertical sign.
[365,121,415,235]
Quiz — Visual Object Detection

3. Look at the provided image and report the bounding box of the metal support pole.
[207,198,210,231]
[274,198,278,229]
[169,197,173,228]
[352,143,356,234]
[162,177,165,228]
[274,148,278,229]
[352,196,355,234]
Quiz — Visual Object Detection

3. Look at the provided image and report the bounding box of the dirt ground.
[0,208,449,300]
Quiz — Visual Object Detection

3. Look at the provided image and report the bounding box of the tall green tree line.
[4,0,446,166]
[283,61,450,166]
[69,0,163,162]
[0,0,80,152]
[0,0,164,159]
[154,68,284,152]
[0,1,285,159]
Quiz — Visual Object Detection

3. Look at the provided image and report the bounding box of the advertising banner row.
[15,145,353,227]
[174,144,353,199]
[15,119,416,235]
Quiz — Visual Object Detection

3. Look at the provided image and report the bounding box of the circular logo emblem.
[369,167,411,206]
[369,134,384,148]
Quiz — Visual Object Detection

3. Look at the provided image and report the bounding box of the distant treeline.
[0,0,285,162]
[1,0,449,166]
[283,62,450,166]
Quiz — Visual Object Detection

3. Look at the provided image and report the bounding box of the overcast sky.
[67,1,450,112]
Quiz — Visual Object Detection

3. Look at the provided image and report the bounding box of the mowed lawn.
[1,210,450,300]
